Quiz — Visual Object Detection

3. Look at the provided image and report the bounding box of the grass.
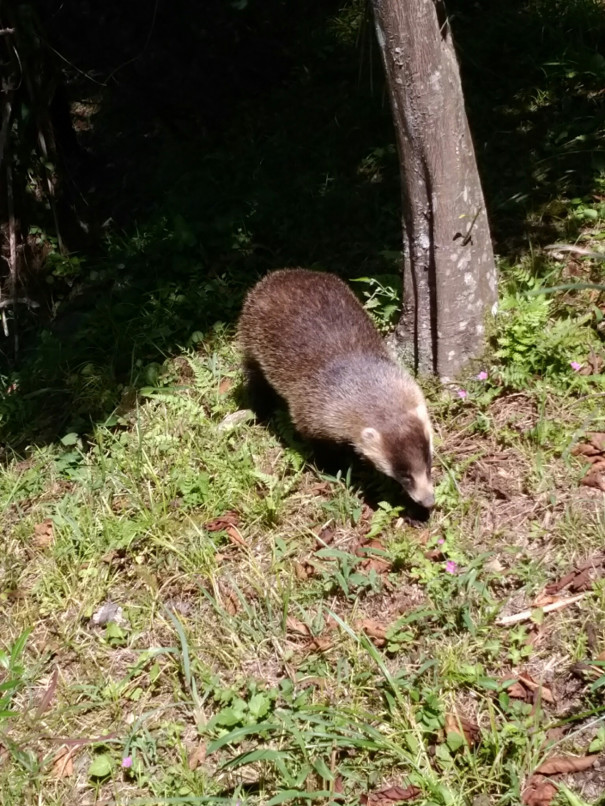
[1,256,605,804]
[0,1,604,803]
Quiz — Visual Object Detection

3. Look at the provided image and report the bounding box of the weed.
[351,274,402,332]
[493,268,603,390]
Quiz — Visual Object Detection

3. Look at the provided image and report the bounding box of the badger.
[238,269,434,509]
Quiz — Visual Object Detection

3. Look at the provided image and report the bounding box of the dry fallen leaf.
[355,618,387,646]
[573,435,605,491]
[521,776,557,806]
[424,549,446,562]
[357,538,392,574]
[315,525,337,545]
[204,511,240,532]
[222,587,239,616]
[310,635,333,653]
[33,518,54,548]
[572,444,602,458]
[587,432,605,451]
[218,378,233,395]
[540,553,605,602]
[580,469,605,492]
[507,681,529,700]
[444,711,481,746]
[518,673,555,704]
[286,617,312,637]
[361,784,421,805]
[204,512,246,546]
[51,747,75,779]
[224,524,246,548]
[187,742,207,771]
[535,754,599,775]
[544,568,592,597]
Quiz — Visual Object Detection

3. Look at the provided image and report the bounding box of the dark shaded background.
[1,0,603,447]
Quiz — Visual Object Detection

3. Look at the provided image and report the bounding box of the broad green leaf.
[89,754,113,778]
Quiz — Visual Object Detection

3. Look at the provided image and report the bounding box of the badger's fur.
[238,269,434,509]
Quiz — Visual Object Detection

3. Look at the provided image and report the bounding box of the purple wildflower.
[445,560,458,574]
[122,756,133,769]
[476,371,488,381]
[570,361,582,372]
[457,389,468,399]
[438,538,445,545]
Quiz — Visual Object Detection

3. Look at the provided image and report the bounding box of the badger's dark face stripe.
[383,416,434,507]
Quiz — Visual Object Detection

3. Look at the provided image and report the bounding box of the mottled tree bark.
[371,0,497,380]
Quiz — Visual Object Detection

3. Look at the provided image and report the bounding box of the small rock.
[218,409,255,431]
[90,601,128,627]
[485,558,504,574]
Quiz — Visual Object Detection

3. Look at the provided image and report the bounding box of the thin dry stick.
[36,127,64,253]
[496,593,585,626]
[6,162,19,355]
[545,243,605,260]
[0,296,39,310]
[0,98,12,172]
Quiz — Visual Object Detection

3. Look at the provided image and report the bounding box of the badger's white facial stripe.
[411,471,434,507]
[412,403,433,455]
[359,427,393,477]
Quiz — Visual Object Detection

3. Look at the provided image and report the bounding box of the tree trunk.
[371,0,497,381]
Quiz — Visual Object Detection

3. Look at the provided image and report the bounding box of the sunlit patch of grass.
[1,256,605,804]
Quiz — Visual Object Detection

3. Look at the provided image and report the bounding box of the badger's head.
[357,403,434,509]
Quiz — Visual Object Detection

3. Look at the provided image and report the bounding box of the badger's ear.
[359,428,393,477]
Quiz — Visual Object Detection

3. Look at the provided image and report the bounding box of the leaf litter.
[361,784,421,805]
[4,335,605,805]
[523,754,601,806]
[573,432,605,491]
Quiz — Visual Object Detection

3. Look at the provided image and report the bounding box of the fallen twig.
[496,593,585,626]
[545,243,605,260]
[0,98,12,172]
[0,296,40,310]
[6,162,19,354]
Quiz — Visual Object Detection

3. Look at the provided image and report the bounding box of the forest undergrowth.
[0,1,605,804]
[1,238,604,805]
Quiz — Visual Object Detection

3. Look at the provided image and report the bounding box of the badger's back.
[238,269,388,384]
[238,268,416,439]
